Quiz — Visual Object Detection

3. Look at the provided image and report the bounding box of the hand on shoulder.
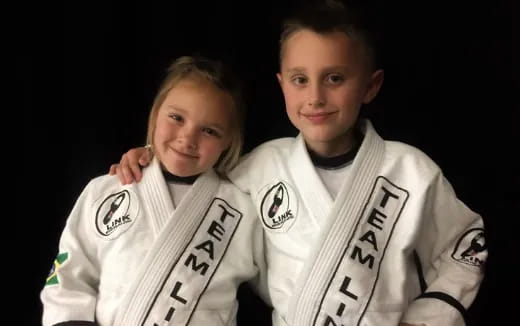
[109,146,152,184]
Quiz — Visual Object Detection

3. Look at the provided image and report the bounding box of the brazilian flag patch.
[45,252,69,286]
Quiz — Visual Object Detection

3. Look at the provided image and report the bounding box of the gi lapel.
[289,134,334,229]
[141,158,175,235]
[114,161,241,325]
[288,121,407,326]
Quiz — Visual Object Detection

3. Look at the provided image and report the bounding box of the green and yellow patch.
[45,252,69,286]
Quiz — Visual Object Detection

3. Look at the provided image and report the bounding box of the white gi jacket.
[41,158,265,326]
[229,120,486,326]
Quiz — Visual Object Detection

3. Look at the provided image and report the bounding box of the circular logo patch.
[451,228,486,267]
[95,190,139,239]
[259,181,298,232]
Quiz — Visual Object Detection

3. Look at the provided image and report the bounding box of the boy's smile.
[277,29,383,157]
[301,110,338,124]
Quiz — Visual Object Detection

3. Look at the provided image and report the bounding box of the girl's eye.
[202,127,220,138]
[168,113,183,122]
[326,74,344,84]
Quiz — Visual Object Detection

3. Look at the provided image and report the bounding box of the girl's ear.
[362,69,384,104]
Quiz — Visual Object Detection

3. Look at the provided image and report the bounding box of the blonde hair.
[145,56,245,175]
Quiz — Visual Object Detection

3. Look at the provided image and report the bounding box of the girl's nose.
[177,128,198,150]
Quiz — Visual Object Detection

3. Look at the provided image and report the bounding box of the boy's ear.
[362,69,384,104]
[276,73,283,85]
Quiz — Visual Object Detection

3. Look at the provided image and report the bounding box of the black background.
[21,0,516,325]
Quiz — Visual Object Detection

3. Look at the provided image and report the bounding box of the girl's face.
[277,29,383,157]
[153,77,233,176]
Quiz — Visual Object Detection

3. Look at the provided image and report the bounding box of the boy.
[112,2,486,325]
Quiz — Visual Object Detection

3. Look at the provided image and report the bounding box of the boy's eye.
[202,127,220,138]
[168,113,183,122]
[326,74,344,84]
[291,75,308,86]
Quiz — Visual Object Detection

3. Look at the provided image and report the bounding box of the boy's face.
[277,29,383,156]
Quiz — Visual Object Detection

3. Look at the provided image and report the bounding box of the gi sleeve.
[401,172,487,326]
[247,215,272,307]
[40,180,100,326]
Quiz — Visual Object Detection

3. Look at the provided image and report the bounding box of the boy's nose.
[307,84,325,108]
[307,97,325,107]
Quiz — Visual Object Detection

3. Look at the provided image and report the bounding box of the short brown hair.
[280,0,381,71]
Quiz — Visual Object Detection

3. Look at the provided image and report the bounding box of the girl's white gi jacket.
[41,158,266,326]
[229,120,487,326]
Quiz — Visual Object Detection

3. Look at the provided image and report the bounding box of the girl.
[41,56,266,326]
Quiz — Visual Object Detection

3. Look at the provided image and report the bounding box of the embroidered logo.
[95,190,139,239]
[259,181,298,231]
[451,228,486,267]
[45,252,69,286]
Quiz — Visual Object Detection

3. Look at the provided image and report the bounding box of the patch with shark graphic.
[451,228,486,267]
[258,181,298,232]
[95,189,139,239]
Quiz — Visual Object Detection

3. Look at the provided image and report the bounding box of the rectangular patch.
[142,198,243,326]
[314,176,409,326]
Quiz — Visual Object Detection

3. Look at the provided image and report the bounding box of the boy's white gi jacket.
[229,120,486,326]
[41,158,266,326]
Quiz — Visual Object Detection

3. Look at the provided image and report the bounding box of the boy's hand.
[109,147,152,184]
